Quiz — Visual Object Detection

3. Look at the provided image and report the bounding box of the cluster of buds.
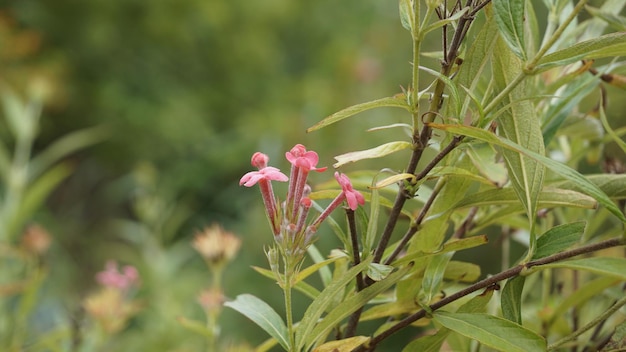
[192,223,242,267]
[240,144,365,257]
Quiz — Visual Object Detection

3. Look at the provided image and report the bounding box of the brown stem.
[353,237,626,352]
[345,209,365,337]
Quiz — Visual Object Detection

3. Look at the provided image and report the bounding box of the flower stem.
[283,256,296,351]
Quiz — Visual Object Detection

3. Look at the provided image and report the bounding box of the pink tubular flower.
[334,172,365,210]
[239,153,288,235]
[285,144,327,221]
[310,172,365,230]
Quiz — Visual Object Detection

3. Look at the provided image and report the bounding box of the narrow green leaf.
[365,175,381,252]
[452,187,596,210]
[536,32,626,71]
[372,173,416,189]
[422,8,468,35]
[333,141,412,168]
[428,123,626,222]
[433,312,546,352]
[493,0,527,60]
[533,221,586,259]
[585,5,626,31]
[551,174,626,200]
[307,95,409,132]
[304,264,411,350]
[224,294,289,350]
[600,104,626,154]
[296,257,372,350]
[443,261,480,283]
[538,257,626,280]
[501,276,526,324]
[492,34,545,260]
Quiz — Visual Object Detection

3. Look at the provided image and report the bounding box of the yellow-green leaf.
[333,141,412,168]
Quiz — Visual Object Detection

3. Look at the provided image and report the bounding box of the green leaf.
[599,103,626,154]
[551,174,626,200]
[451,187,596,210]
[296,257,372,350]
[372,173,416,189]
[224,294,289,350]
[177,316,214,338]
[501,276,526,324]
[492,34,545,260]
[443,261,480,282]
[433,312,546,352]
[538,257,626,280]
[585,5,626,31]
[493,0,527,60]
[307,95,409,132]
[304,264,411,350]
[536,32,626,71]
[367,262,394,281]
[533,221,585,259]
[313,336,370,352]
[333,141,412,168]
[402,288,495,352]
[427,123,626,222]
[421,253,453,304]
[251,266,321,300]
[29,126,109,181]
[395,235,488,266]
[399,0,415,33]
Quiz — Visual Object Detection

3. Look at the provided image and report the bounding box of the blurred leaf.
[296,257,372,350]
[501,276,525,324]
[8,163,73,237]
[29,126,109,180]
[333,141,412,168]
[586,5,626,31]
[422,8,468,35]
[402,288,494,352]
[0,140,9,181]
[307,95,409,132]
[367,262,394,281]
[176,316,214,338]
[304,264,411,350]
[536,32,626,71]
[599,104,626,154]
[493,0,527,60]
[433,312,546,352]
[224,294,289,350]
[533,221,585,259]
[313,336,369,352]
[538,257,626,280]
[547,276,619,327]
[0,86,35,140]
[427,123,626,222]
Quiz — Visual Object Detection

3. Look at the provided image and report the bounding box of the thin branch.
[353,237,626,352]
[345,208,365,337]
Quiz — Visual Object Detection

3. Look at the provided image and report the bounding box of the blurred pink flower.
[96,261,140,291]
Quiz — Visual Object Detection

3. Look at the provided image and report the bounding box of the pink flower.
[285,144,327,220]
[96,261,140,291]
[334,172,365,210]
[239,167,288,187]
[239,153,288,235]
[309,172,365,230]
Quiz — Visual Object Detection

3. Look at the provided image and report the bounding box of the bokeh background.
[1,0,624,350]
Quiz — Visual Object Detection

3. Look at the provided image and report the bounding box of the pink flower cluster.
[96,261,140,292]
[240,144,364,251]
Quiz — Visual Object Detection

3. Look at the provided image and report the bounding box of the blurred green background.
[1,0,625,350]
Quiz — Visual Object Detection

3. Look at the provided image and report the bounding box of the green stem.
[547,294,626,351]
[283,257,296,351]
